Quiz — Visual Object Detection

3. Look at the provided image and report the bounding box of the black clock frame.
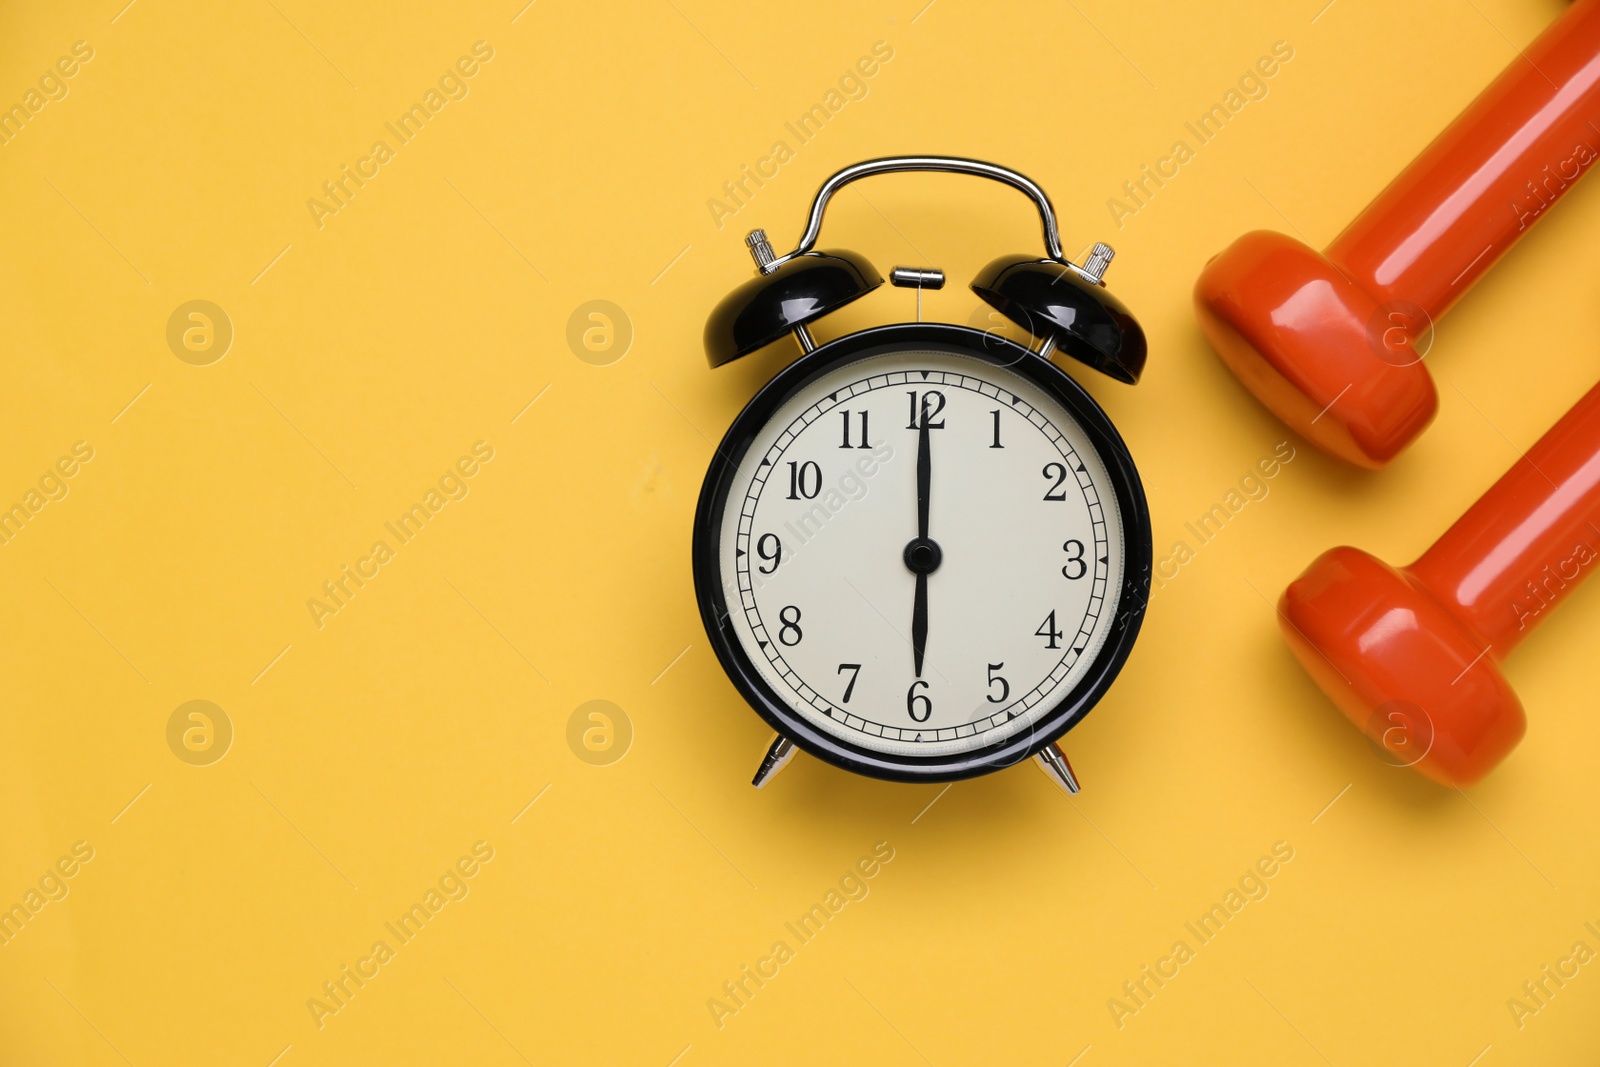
[692,322,1153,784]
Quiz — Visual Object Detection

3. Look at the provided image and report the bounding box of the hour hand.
[912,572,927,677]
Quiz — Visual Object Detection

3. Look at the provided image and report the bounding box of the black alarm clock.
[691,156,1151,795]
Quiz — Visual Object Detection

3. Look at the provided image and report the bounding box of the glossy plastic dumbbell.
[1196,0,1600,468]
[1280,381,1600,785]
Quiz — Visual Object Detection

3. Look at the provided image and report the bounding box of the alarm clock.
[691,157,1152,795]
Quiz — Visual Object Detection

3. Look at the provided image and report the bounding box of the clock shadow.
[760,736,1082,856]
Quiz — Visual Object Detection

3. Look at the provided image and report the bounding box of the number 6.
[906,680,932,722]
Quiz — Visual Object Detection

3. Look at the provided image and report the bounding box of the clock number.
[787,460,821,500]
[1042,462,1070,501]
[986,663,1010,703]
[837,663,861,702]
[905,390,946,429]
[906,679,932,722]
[1062,539,1087,579]
[1035,610,1063,650]
[756,533,782,574]
[838,410,870,449]
[989,409,1004,448]
[777,605,803,646]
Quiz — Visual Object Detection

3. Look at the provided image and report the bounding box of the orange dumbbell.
[1196,0,1600,468]
[1280,381,1600,785]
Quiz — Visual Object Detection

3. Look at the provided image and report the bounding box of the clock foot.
[1036,743,1081,795]
[752,735,797,788]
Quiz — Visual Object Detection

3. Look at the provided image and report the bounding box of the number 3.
[1062,539,1087,579]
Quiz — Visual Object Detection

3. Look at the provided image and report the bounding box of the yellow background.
[2,0,1598,1063]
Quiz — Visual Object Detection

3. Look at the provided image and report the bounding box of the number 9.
[756,533,782,575]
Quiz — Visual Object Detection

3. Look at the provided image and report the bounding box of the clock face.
[696,325,1151,781]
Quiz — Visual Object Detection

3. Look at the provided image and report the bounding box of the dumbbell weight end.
[1280,547,1525,787]
[1197,0,1600,466]
[1196,231,1438,469]
[1279,381,1600,785]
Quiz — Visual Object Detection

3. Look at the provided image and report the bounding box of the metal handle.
[778,156,1069,267]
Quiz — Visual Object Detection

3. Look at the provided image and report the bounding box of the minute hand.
[917,416,930,539]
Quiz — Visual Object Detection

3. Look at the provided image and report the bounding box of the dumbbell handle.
[1408,382,1600,655]
[1328,0,1600,322]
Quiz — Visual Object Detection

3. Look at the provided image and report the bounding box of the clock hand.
[911,399,932,677]
[912,572,927,678]
[917,409,931,539]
